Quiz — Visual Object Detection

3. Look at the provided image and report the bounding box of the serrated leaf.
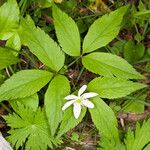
[82,52,144,79]
[57,107,86,138]
[89,97,120,148]
[0,47,19,70]
[10,93,39,111]
[0,0,19,40]
[52,5,80,56]
[83,6,128,53]
[45,75,70,136]
[124,119,150,150]
[19,16,65,71]
[0,70,53,101]
[3,104,58,150]
[88,77,147,99]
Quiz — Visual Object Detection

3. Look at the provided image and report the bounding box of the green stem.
[1,103,12,114]
[75,67,84,86]
[67,57,80,68]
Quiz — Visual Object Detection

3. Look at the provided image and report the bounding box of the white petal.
[78,85,87,97]
[62,100,75,110]
[82,100,94,108]
[82,92,98,99]
[64,95,78,100]
[73,103,82,119]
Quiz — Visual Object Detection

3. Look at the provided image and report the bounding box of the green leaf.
[57,107,86,138]
[10,93,39,111]
[82,52,144,79]
[37,0,52,8]
[0,74,5,85]
[88,77,147,99]
[19,16,65,71]
[0,47,19,70]
[89,97,120,149]
[52,5,80,56]
[6,33,21,53]
[3,104,59,150]
[0,70,53,101]
[123,94,146,113]
[83,6,128,54]
[0,0,19,40]
[124,119,150,150]
[45,75,70,136]
[124,41,145,63]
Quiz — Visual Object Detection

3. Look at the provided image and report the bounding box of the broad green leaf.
[125,119,150,150]
[82,52,144,79]
[83,6,128,53]
[123,94,146,113]
[45,75,70,136]
[0,47,19,70]
[57,107,86,138]
[37,0,52,8]
[6,33,21,53]
[10,93,39,111]
[89,97,120,148]
[124,41,145,63]
[52,5,80,56]
[88,77,147,99]
[0,70,53,101]
[19,16,65,72]
[0,0,19,40]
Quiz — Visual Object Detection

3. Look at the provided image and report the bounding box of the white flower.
[62,85,98,119]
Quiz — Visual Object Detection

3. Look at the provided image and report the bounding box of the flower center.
[76,98,82,104]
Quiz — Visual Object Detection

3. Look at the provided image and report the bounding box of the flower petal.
[82,92,98,99]
[78,85,87,97]
[64,95,78,100]
[82,100,94,108]
[73,103,82,119]
[62,100,75,110]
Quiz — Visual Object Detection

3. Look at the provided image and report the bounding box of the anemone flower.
[62,85,98,119]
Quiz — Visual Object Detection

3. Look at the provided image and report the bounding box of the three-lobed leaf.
[19,16,65,72]
[82,52,144,79]
[83,6,128,54]
[88,77,147,99]
[3,104,58,150]
[52,5,80,56]
[124,119,150,150]
[0,70,53,101]
[0,0,19,40]
[0,47,19,70]
[45,75,70,136]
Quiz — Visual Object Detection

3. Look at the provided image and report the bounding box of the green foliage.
[36,0,52,8]
[88,77,147,99]
[10,93,39,111]
[0,0,19,40]
[19,15,65,72]
[57,107,86,138]
[45,75,70,136]
[82,52,144,79]
[124,41,145,63]
[0,70,53,101]
[123,94,146,113]
[89,97,121,149]
[0,47,19,70]
[52,4,80,56]
[82,6,128,54]
[6,33,21,52]
[124,119,150,150]
[3,103,60,150]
